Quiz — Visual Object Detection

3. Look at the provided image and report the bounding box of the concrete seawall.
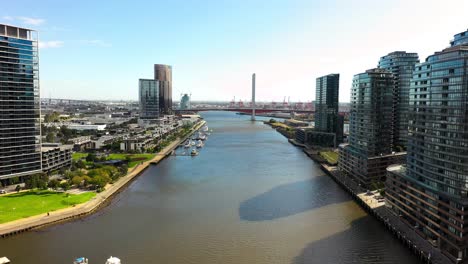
[0,120,206,238]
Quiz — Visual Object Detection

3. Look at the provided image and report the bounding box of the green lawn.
[107,153,155,168]
[73,153,155,168]
[320,151,339,165]
[72,152,88,161]
[0,191,96,224]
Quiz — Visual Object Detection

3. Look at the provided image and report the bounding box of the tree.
[60,181,71,191]
[75,159,86,169]
[45,132,56,143]
[86,153,98,162]
[48,179,59,190]
[71,176,84,186]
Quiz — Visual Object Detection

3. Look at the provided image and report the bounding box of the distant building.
[180,94,191,110]
[66,124,106,131]
[338,68,405,187]
[386,29,468,262]
[313,74,343,146]
[154,64,172,115]
[68,136,94,151]
[41,144,72,173]
[139,79,159,122]
[378,51,419,149]
[0,24,42,181]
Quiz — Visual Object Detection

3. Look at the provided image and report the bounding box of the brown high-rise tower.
[154,64,172,114]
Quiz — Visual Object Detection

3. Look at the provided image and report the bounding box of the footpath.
[0,120,205,238]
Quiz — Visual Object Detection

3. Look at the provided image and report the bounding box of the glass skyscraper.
[315,73,342,143]
[338,69,405,187]
[386,29,468,262]
[154,64,172,115]
[378,51,419,149]
[139,79,159,120]
[0,24,41,181]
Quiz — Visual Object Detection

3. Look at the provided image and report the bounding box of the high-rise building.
[378,51,419,149]
[0,24,42,181]
[154,64,172,115]
[315,73,343,143]
[338,69,405,187]
[386,29,468,262]
[139,79,159,120]
[180,93,190,110]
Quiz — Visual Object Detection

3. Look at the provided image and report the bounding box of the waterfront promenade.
[0,120,206,238]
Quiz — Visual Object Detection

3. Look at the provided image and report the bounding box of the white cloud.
[2,16,13,21]
[39,41,64,49]
[80,39,112,47]
[17,16,45,26]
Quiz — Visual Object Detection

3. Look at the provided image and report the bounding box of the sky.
[2,0,467,102]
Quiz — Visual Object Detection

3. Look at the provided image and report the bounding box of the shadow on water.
[292,216,421,264]
[239,176,351,221]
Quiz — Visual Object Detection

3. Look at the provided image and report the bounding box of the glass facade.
[385,29,468,262]
[378,51,419,149]
[0,24,42,180]
[338,69,403,187]
[139,79,159,119]
[315,73,342,143]
[154,64,172,115]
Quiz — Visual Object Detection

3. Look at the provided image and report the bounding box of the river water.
[0,111,419,264]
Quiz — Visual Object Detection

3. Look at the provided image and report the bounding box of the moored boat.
[73,257,88,264]
[105,256,121,264]
[191,149,198,156]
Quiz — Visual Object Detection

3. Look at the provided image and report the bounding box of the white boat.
[191,140,195,146]
[199,134,206,141]
[0,257,10,264]
[191,149,198,156]
[196,140,204,148]
[105,256,121,264]
[73,257,88,264]
[202,126,209,132]
[184,141,190,148]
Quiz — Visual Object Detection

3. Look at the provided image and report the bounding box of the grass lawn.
[320,151,339,165]
[72,152,88,161]
[107,153,155,168]
[0,190,96,224]
[72,153,155,168]
[270,122,291,129]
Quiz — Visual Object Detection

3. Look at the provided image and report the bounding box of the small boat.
[202,126,209,132]
[184,141,190,148]
[191,149,198,156]
[73,257,88,264]
[199,134,206,141]
[105,256,121,264]
[0,257,10,264]
[191,140,195,146]
[196,140,203,148]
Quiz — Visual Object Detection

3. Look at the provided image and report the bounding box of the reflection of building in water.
[180,93,191,110]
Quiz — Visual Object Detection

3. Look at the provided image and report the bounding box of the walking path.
[0,120,205,237]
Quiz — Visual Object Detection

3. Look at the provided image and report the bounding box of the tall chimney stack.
[251,73,256,121]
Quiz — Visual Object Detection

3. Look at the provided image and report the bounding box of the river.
[0,111,419,264]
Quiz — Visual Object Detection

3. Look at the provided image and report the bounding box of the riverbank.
[0,120,206,238]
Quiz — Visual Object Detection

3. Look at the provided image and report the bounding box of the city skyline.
[1,0,467,102]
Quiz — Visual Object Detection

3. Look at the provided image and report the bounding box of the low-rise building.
[68,136,94,151]
[120,135,156,152]
[41,143,73,173]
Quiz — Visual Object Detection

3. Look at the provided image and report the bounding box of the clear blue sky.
[2,0,467,102]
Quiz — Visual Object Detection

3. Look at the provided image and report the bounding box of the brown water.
[0,111,420,264]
